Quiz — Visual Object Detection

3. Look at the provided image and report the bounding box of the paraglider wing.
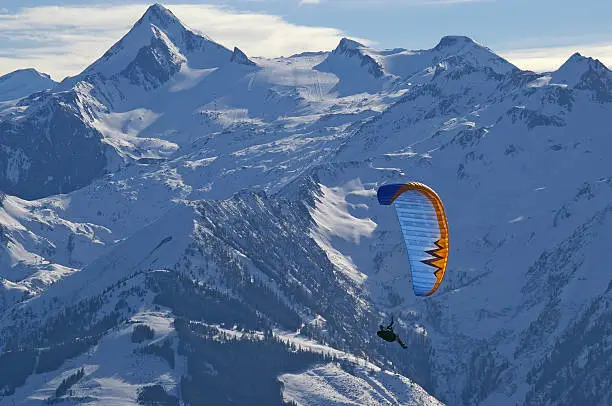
[377,182,449,296]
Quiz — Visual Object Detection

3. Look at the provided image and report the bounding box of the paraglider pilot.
[377,315,407,349]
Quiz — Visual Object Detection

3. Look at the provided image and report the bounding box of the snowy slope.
[280,363,443,406]
[0,306,185,405]
[0,3,611,406]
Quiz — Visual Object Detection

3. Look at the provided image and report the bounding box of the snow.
[0,69,57,102]
[509,215,525,223]
[0,306,184,406]
[183,156,217,169]
[168,66,217,92]
[528,75,552,88]
[2,147,31,184]
[68,4,232,87]
[0,195,86,288]
[551,52,611,88]
[280,363,443,406]
[309,181,376,284]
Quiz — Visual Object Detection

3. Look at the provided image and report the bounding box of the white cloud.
[0,4,363,80]
[411,0,489,4]
[499,42,612,72]
[297,0,488,6]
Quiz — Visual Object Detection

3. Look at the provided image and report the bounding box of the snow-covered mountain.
[0,3,611,405]
[63,4,236,84]
[0,69,57,102]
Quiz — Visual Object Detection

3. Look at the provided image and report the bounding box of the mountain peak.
[148,3,170,12]
[429,35,516,75]
[558,52,609,73]
[552,52,611,89]
[0,68,52,82]
[567,52,585,62]
[230,47,257,66]
[137,3,181,29]
[0,68,57,102]
[434,35,477,51]
[74,4,190,80]
[314,37,384,96]
[335,38,366,53]
[67,4,233,84]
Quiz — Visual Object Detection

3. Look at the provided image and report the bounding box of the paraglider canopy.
[377,182,449,296]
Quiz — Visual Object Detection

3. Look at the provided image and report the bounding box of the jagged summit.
[552,52,612,89]
[334,38,366,52]
[133,3,200,43]
[314,37,385,93]
[62,3,233,86]
[137,3,180,26]
[557,52,610,75]
[74,5,191,80]
[142,3,176,20]
[566,52,586,63]
[230,47,257,66]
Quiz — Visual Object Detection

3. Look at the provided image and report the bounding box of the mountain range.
[0,3,610,405]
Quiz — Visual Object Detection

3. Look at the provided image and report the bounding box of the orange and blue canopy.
[377,182,449,296]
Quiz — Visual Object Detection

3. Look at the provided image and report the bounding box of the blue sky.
[1,0,611,79]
